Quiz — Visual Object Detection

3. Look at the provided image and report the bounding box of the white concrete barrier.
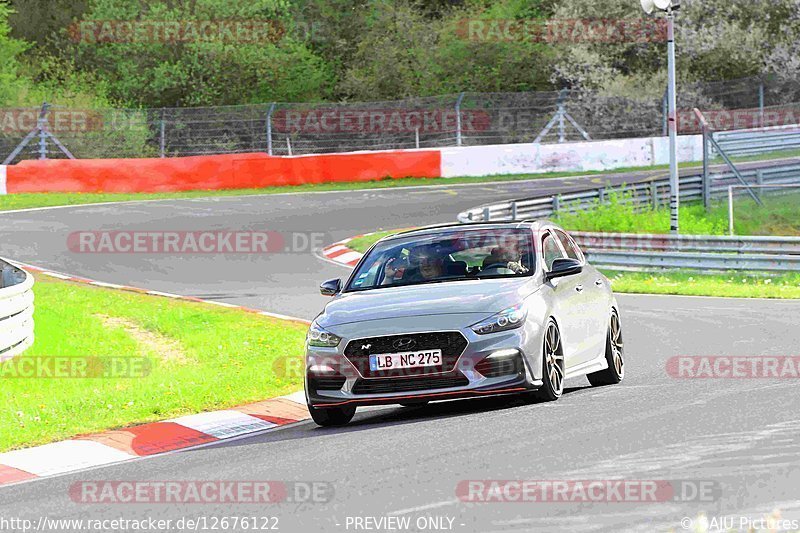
[0,259,34,361]
[440,134,704,178]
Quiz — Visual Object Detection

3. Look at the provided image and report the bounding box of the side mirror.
[320,278,342,296]
[546,258,583,281]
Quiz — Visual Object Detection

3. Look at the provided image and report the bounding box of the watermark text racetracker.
[70,480,333,504]
[0,356,151,379]
[457,18,667,43]
[667,356,800,379]
[457,480,721,503]
[68,231,327,254]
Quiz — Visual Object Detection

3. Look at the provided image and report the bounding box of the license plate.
[369,349,443,371]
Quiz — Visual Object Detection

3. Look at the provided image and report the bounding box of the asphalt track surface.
[1,164,800,532]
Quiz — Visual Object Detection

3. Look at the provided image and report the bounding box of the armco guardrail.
[585,250,800,271]
[0,259,34,361]
[713,124,800,158]
[457,161,800,272]
[570,232,800,272]
[458,162,800,223]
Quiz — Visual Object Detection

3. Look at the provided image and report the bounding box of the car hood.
[318,278,539,327]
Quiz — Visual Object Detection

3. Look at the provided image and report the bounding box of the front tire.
[587,310,625,386]
[534,319,564,402]
[308,404,356,427]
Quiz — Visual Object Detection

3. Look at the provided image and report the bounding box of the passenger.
[482,240,529,274]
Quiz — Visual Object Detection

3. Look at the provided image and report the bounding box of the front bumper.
[305,321,543,408]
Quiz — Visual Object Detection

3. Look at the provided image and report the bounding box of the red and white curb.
[0,260,312,488]
[320,237,366,268]
[0,392,309,487]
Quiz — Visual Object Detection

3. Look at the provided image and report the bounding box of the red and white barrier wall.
[439,135,704,177]
[0,134,703,194]
[1,150,442,194]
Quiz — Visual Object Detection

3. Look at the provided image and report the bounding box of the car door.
[554,229,609,364]
[540,230,591,370]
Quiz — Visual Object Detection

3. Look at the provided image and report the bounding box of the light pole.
[641,0,681,234]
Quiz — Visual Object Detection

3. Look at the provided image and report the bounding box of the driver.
[405,245,445,282]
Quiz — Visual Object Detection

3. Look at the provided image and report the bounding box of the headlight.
[307,322,342,347]
[470,303,527,335]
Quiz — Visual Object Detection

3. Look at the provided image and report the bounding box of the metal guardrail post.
[482,207,490,221]
[4,102,74,164]
[511,201,518,221]
[694,108,711,211]
[728,186,735,236]
[266,103,275,156]
[534,89,591,144]
[37,106,48,160]
[755,169,763,200]
[455,92,465,147]
[159,110,166,158]
[598,188,606,204]
[552,195,560,216]
[651,181,658,209]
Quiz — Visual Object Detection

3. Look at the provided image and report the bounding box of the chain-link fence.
[2,75,798,162]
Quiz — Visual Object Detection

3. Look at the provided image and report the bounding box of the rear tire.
[534,319,564,402]
[308,404,356,427]
[587,310,625,387]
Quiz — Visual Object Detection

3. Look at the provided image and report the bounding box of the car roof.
[376,220,563,244]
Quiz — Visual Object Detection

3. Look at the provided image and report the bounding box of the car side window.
[554,230,583,262]
[542,233,565,271]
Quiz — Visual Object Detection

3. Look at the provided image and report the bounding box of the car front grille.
[351,373,469,395]
[344,331,468,378]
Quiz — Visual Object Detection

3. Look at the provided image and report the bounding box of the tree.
[0,2,31,105]
[65,0,334,106]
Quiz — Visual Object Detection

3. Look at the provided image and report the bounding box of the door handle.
[575,285,584,292]
[595,279,604,287]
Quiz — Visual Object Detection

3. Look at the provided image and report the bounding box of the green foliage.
[551,0,799,97]
[0,2,32,105]
[62,0,334,106]
[554,189,727,235]
[3,0,799,109]
[554,189,800,236]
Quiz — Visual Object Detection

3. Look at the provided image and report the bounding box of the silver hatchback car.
[305,221,625,426]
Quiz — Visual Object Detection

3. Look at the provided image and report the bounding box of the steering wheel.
[481,263,514,275]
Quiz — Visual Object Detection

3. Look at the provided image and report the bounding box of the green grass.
[0,276,308,452]
[2,147,798,212]
[605,270,800,299]
[555,190,800,236]
[348,230,407,253]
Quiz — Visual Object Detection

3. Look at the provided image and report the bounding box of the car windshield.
[346,228,535,291]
